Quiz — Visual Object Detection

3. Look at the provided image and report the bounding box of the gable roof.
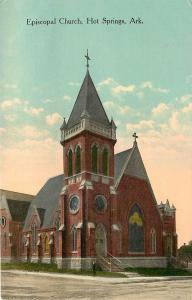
[23,174,64,231]
[67,70,110,128]
[114,143,150,187]
[114,148,133,183]
[6,199,31,222]
[0,189,33,222]
[115,143,158,205]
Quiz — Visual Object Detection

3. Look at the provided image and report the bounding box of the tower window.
[102,148,109,176]
[68,149,73,177]
[92,144,98,173]
[75,146,81,174]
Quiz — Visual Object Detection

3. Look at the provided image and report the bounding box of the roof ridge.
[115,147,133,156]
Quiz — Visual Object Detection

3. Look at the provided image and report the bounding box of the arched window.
[44,235,49,253]
[31,223,37,253]
[71,225,77,252]
[92,144,98,173]
[75,146,81,174]
[55,217,61,253]
[151,229,156,253]
[68,149,73,176]
[128,204,144,253]
[102,148,108,176]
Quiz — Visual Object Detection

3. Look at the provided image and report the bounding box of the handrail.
[107,252,133,269]
[107,252,121,264]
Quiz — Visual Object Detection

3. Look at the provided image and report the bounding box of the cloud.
[103,101,115,109]
[24,106,44,116]
[0,137,62,194]
[141,81,153,89]
[119,105,131,115]
[18,126,49,139]
[0,98,22,109]
[4,114,16,122]
[98,78,115,87]
[112,84,136,94]
[63,95,71,101]
[126,119,155,131]
[0,127,6,135]
[103,101,131,115]
[46,112,63,126]
[152,103,169,115]
[141,81,169,93]
[180,94,192,102]
[43,99,54,103]
[68,81,79,86]
[182,103,192,113]
[169,112,179,131]
[4,83,17,89]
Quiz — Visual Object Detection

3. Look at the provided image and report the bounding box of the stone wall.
[117,257,168,268]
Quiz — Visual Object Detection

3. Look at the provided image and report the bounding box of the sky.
[0,0,192,246]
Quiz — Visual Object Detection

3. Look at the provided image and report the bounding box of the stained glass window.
[69,196,79,214]
[44,235,49,253]
[95,195,107,212]
[128,204,144,253]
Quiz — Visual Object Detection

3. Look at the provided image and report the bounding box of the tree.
[178,243,192,262]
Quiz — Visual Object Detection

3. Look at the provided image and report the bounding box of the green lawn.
[124,267,192,276]
[1,262,126,278]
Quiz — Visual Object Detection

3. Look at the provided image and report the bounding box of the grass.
[124,267,192,276]
[1,262,126,278]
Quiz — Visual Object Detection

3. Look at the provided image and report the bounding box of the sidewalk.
[2,270,192,284]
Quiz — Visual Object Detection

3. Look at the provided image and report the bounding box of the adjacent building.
[0,189,33,262]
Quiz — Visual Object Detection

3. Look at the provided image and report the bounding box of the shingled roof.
[23,174,64,231]
[67,70,110,128]
[7,199,31,222]
[114,148,133,183]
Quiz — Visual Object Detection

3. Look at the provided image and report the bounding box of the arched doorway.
[95,224,107,257]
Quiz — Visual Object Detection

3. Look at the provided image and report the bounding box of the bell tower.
[60,54,116,186]
[59,52,117,263]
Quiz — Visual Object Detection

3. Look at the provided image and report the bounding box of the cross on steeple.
[132,132,138,144]
[85,49,90,69]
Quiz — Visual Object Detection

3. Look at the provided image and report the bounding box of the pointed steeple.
[67,70,110,128]
[111,117,117,129]
[60,117,67,130]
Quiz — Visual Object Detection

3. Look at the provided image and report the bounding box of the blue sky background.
[0,0,192,245]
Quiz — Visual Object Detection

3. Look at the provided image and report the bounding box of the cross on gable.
[85,49,90,68]
[132,132,138,143]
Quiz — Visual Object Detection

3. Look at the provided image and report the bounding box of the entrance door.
[95,224,107,257]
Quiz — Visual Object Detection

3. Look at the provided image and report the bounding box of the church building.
[21,55,177,270]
